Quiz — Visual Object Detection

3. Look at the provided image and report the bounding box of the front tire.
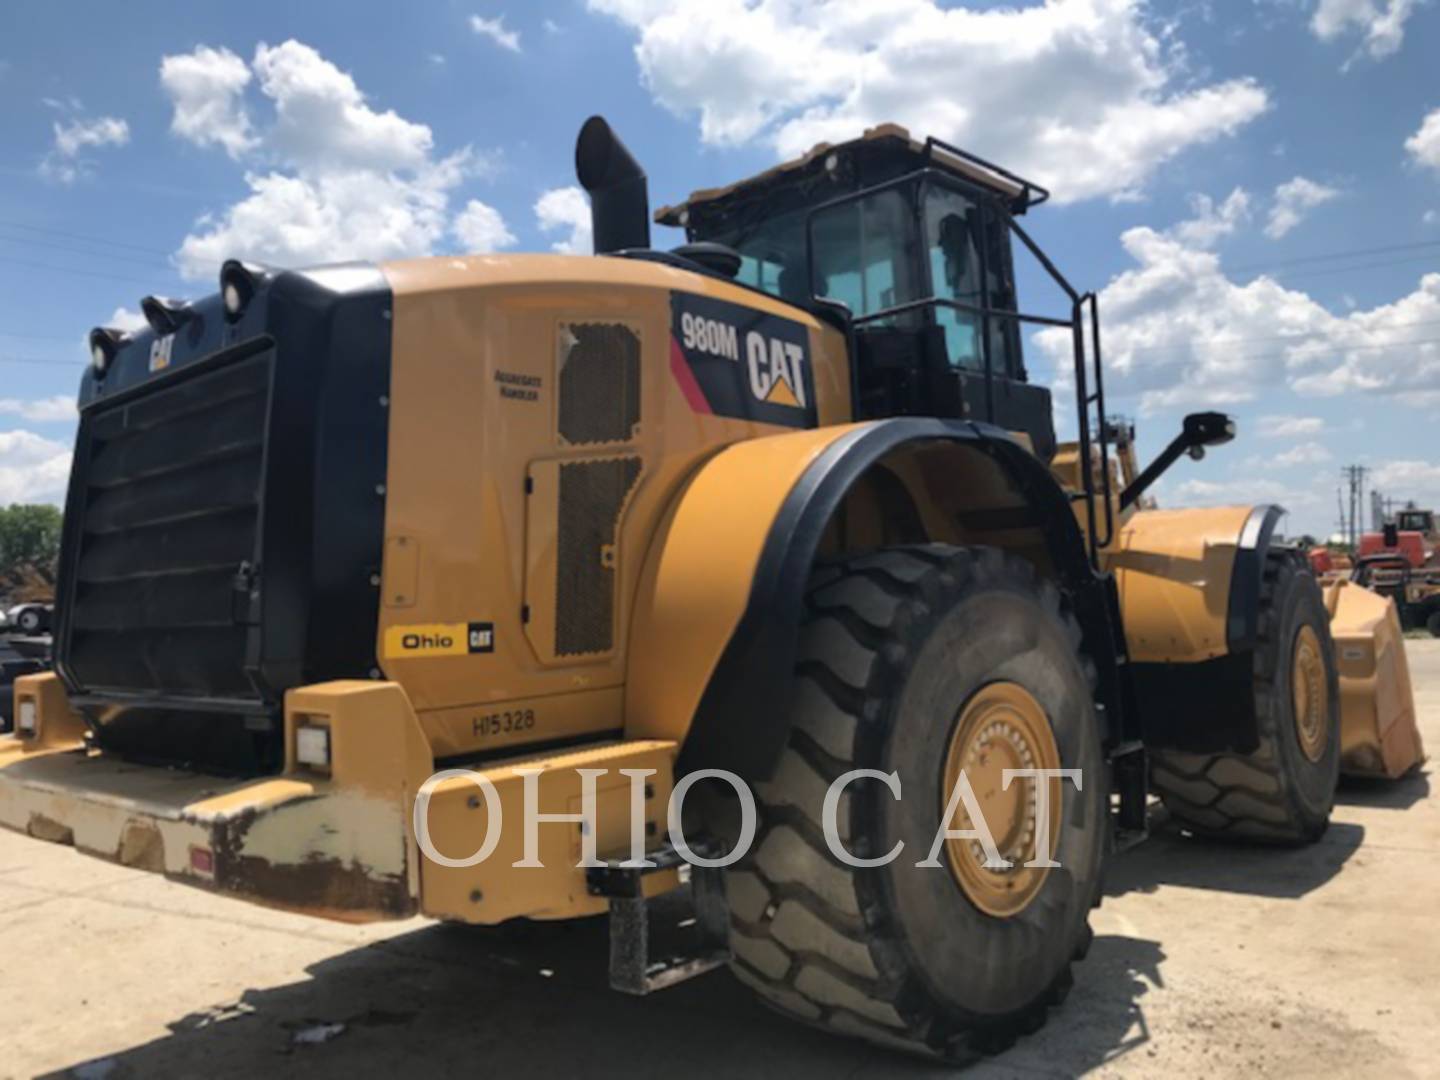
[724,545,1106,1059]
[1151,550,1340,843]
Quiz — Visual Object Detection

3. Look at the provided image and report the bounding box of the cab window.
[923,186,1023,376]
[810,189,925,321]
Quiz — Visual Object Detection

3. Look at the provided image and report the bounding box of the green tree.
[0,504,63,572]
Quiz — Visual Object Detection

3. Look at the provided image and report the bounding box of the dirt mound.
[0,561,55,606]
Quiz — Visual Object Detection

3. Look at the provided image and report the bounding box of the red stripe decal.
[669,335,713,415]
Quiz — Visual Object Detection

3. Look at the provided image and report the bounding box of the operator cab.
[656,124,1059,459]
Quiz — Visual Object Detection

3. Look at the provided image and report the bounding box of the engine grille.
[554,456,642,656]
[558,322,641,446]
[62,352,272,700]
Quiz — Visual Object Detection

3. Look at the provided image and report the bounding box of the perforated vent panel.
[555,456,642,656]
[558,323,641,446]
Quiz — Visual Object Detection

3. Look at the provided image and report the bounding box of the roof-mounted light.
[219,260,268,323]
[140,295,195,336]
[87,326,129,378]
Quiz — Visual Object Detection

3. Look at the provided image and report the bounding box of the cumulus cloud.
[470,14,522,52]
[1257,415,1325,439]
[1265,176,1341,239]
[161,41,508,278]
[1273,441,1333,467]
[106,306,149,333]
[159,45,256,158]
[1170,188,1251,248]
[1311,0,1421,65]
[40,115,129,183]
[1371,459,1440,506]
[0,430,72,505]
[0,396,75,423]
[1034,200,1440,414]
[453,199,517,251]
[588,0,1269,203]
[535,186,592,254]
[1407,107,1440,173]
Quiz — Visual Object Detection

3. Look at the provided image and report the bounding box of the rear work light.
[16,698,37,736]
[296,724,331,770]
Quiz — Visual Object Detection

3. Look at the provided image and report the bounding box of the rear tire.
[16,608,42,635]
[724,544,1106,1059]
[1150,550,1339,844]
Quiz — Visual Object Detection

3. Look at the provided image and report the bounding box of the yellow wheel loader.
[1,116,1424,1060]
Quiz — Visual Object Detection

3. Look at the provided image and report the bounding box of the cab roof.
[654,123,1049,229]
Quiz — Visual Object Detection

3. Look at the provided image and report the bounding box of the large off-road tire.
[724,544,1106,1060]
[1150,550,1340,844]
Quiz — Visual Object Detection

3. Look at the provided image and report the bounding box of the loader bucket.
[1324,580,1427,779]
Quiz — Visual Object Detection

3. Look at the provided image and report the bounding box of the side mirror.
[1120,412,1238,510]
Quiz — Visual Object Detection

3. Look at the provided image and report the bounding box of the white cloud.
[453,199,517,252]
[470,14,522,52]
[1371,460,1440,506]
[1258,415,1325,439]
[1273,441,1333,467]
[0,396,75,423]
[161,41,506,278]
[40,115,129,184]
[1265,176,1341,239]
[588,0,1269,203]
[1424,209,1439,226]
[1166,475,1320,512]
[1311,0,1420,64]
[0,430,72,505]
[106,306,149,333]
[159,45,257,158]
[1034,202,1440,414]
[1171,188,1251,248]
[535,186,592,254]
[544,18,563,33]
[1406,107,1440,173]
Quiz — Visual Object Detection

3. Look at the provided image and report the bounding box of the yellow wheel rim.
[941,682,1062,918]
[1292,624,1328,763]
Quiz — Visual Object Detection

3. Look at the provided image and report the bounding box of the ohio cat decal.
[669,292,817,428]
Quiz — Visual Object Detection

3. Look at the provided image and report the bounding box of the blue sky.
[3,0,1440,538]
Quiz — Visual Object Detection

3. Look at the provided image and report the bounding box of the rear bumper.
[1,674,428,920]
[2,674,680,924]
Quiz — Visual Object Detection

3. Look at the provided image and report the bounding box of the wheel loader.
[1,116,1425,1061]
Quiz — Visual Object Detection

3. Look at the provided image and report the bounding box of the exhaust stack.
[575,115,650,254]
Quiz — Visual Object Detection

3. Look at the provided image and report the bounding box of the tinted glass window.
[811,189,924,321]
[923,186,1023,376]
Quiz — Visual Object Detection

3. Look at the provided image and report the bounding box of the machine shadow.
[46,914,1162,1079]
[1104,817,1366,900]
[1336,767,1430,810]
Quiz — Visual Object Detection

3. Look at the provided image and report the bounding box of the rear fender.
[625,417,1121,781]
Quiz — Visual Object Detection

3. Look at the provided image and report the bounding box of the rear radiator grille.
[554,456,641,657]
[557,322,641,446]
[63,353,272,698]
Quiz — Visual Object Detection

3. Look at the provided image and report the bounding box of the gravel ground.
[2,643,1437,1079]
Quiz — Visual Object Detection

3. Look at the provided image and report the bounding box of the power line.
[0,256,155,286]
[1227,238,1440,275]
[0,354,83,368]
[0,231,172,271]
[0,219,173,257]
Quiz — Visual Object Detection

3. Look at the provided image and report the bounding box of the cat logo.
[745,332,807,408]
[149,334,174,373]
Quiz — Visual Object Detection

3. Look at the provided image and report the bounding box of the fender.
[625,417,1123,781]
[1116,503,1288,754]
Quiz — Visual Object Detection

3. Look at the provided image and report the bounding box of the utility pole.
[1341,465,1369,551]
